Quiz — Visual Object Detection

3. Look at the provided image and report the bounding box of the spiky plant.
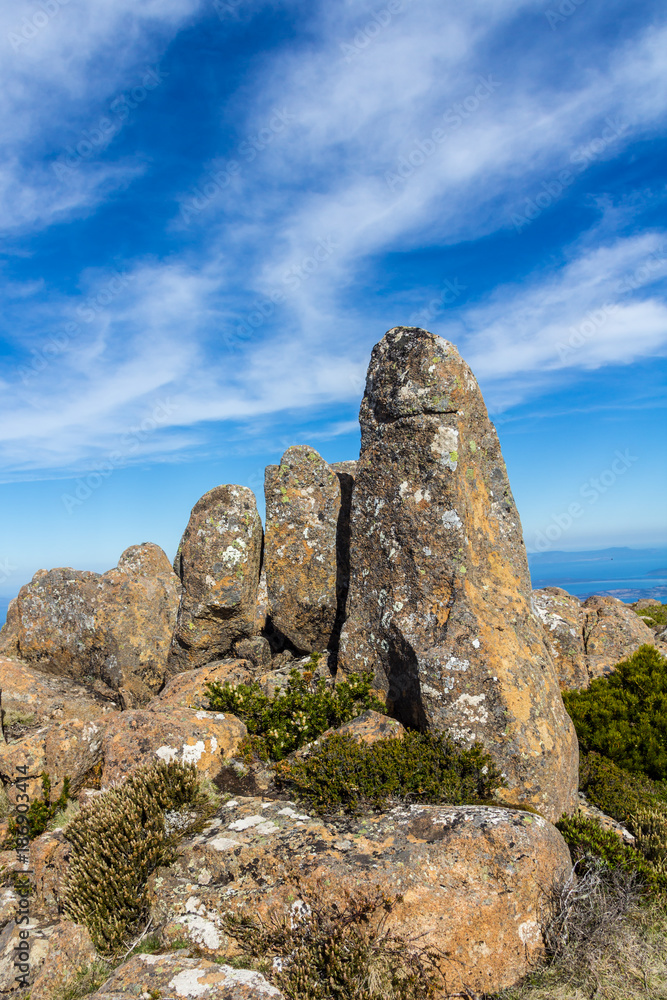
[63,758,212,955]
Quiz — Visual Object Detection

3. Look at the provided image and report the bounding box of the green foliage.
[63,759,213,956]
[556,813,667,898]
[224,883,444,999]
[563,645,667,780]
[579,752,667,819]
[3,772,71,848]
[205,667,387,762]
[634,602,667,632]
[274,730,504,816]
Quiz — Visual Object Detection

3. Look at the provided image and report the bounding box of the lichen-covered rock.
[169,486,263,672]
[338,327,578,821]
[148,795,571,997]
[147,659,254,711]
[582,594,656,677]
[0,919,54,992]
[233,636,272,668]
[87,952,284,999]
[30,919,97,1000]
[533,588,656,689]
[264,447,341,653]
[0,718,104,806]
[100,708,247,788]
[29,830,72,921]
[0,543,180,705]
[0,657,117,738]
[532,588,589,689]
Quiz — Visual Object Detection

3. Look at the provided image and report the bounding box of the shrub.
[492,865,667,1000]
[205,667,387,762]
[63,759,213,955]
[274,730,504,816]
[633,602,667,632]
[224,881,444,999]
[562,645,667,780]
[3,772,71,848]
[555,814,667,898]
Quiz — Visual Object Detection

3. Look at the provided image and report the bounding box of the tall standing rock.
[338,327,578,822]
[264,447,341,653]
[168,486,263,671]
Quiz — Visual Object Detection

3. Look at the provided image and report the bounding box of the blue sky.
[1,0,666,605]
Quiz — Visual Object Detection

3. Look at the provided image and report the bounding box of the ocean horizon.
[0,545,664,633]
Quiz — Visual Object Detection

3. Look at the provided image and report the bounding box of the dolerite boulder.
[264,446,341,652]
[338,327,578,821]
[0,543,180,705]
[168,486,263,671]
[533,588,656,689]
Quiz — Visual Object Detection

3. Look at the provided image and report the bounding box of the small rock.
[87,952,285,998]
[233,637,272,669]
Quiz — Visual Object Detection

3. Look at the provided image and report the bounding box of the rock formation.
[168,485,263,671]
[264,446,341,652]
[338,327,578,822]
[533,587,656,689]
[0,543,180,706]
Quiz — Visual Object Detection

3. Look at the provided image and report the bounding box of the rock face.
[338,327,578,821]
[264,447,341,653]
[533,588,656,689]
[148,795,571,998]
[169,486,263,672]
[0,543,180,706]
[87,953,284,999]
[0,657,117,738]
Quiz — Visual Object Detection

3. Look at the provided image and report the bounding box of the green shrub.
[580,752,667,819]
[205,667,387,762]
[274,730,504,816]
[563,645,667,780]
[3,772,71,848]
[63,759,213,955]
[224,882,444,999]
[633,602,667,632]
[556,814,667,898]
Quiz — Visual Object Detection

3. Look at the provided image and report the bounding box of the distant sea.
[527,546,667,603]
[0,547,664,631]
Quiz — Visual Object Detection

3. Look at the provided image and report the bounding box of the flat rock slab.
[169,486,263,671]
[89,953,284,999]
[338,327,578,822]
[147,660,254,711]
[148,795,571,997]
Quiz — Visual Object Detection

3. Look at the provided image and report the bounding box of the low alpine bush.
[563,645,667,780]
[205,667,387,761]
[274,729,504,815]
[633,602,667,632]
[63,759,213,955]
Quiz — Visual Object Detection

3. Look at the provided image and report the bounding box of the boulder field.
[0,326,654,997]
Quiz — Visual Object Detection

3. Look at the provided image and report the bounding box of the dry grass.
[493,863,667,1000]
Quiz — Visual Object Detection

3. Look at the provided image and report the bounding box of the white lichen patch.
[518,920,541,946]
[472,638,480,648]
[228,814,267,832]
[444,657,470,672]
[207,836,239,852]
[430,425,459,469]
[254,820,279,835]
[453,692,488,724]
[182,740,207,764]
[156,745,179,763]
[441,510,462,530]
[177,912,223,950]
